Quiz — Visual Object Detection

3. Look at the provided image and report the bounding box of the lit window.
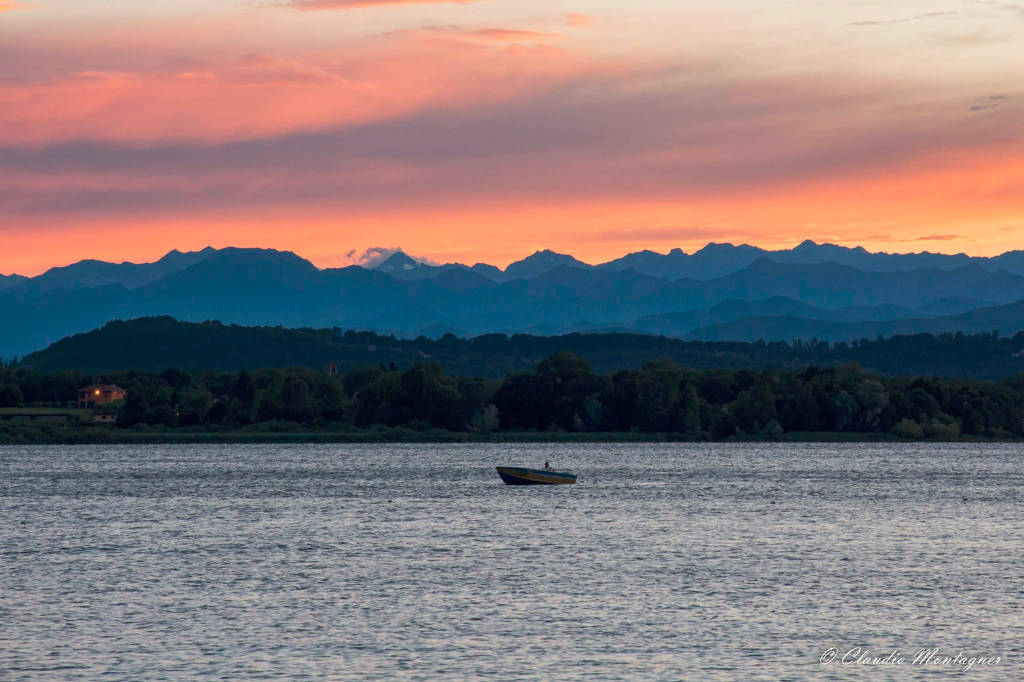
[95,389,101,395]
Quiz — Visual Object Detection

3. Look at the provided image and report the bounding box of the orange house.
[78,384,127,409]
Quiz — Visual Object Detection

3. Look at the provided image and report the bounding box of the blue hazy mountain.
[4,244,1024,358]
[0,273,29,291]
[633,296,997,337]
[699,259,1021,309]
[598,240,1024,280]
[501,249,590,280]
[373,249,589,282]
[7,247,216,297]
[373,251,437,279]
[685,299,1024,342]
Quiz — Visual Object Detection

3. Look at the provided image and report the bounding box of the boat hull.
[496,466,577,485]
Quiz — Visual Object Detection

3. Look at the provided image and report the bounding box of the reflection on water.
[1,443,1021,679]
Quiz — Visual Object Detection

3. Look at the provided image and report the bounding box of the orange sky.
[1,1,1022,275]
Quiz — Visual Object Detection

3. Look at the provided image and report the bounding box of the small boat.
[496,466,577,485]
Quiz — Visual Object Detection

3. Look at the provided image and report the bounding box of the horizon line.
[7,238,1022,278]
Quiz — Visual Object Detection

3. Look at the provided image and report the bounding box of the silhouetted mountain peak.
[695,242,762,254]
[521,249,582,264]
[504,249,590,279]
[157,248,319,287]
[469,262,504,281]
[375,251,428,274]
[0,273,29,292]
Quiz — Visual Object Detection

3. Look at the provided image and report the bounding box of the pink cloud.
[915,234,969,241]
[0,24,581,145]
[1,9,1023,272]
[467,28,561,42]
[286,0,478,9]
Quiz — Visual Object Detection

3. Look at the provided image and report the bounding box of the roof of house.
[79,384,126,393]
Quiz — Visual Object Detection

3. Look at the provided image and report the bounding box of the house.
[77,384,127,409]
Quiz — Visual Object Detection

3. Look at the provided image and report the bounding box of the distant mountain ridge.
[8,240,1024,288]
[599,240,1024,280]
[685,299,1024,343]
[8,247,217,297]
[3,241,1024,359]
[631,296,994,337]
[19,316,1024,380]
[0,273,29,291]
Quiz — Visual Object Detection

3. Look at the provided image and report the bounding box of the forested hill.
[16,316,1024,379]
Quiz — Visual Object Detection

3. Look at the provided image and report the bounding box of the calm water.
[1,443,1022,680]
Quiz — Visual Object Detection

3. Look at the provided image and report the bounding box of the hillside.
[18,316,1024,379]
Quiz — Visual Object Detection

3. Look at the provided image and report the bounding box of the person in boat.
[544,461,554,471]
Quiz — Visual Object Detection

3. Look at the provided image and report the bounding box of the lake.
[1,443,1021,680]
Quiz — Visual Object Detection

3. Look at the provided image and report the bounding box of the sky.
[1,0,1022,275]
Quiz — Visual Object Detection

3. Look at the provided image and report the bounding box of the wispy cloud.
[915,234,969,241]
[384,25,562,45]
[4,61,1021,221]
[283,0,478,9]
[969,93,1009,111]
[468,28,560,42]
[565,14,591,27]
[933,29,1014,46]
[847,10,958,26]
[343,246,437,266]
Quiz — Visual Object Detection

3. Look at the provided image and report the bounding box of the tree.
[205,400,229,424]
[354,371,401,427]
[730,379,776,434]
[0,382,24,407]
[470,404,500,434]
[117,380,176,427]
[635,360,683,432]
[534,352,600,430]
[310,375,347,421]
[231,368,256,404]
[279,375,316,423]
[601,370,639,431]
[178,387,215,426]
[894,418,924,439]
[494,372,544,430]
[681,382,701,436]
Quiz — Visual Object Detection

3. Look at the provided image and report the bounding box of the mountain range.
[4,241,1024,359]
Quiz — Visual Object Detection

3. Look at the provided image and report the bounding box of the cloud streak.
[284,0,478,9]
[847,10,959,26]
[4,63,1020,200]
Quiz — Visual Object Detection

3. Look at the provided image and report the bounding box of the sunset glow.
[2,0,1022,275]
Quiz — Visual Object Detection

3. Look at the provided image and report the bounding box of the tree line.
[2,353,1023,439]
[16,316,1024,380]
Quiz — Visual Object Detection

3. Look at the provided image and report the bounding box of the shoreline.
[1,426,1021,445]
